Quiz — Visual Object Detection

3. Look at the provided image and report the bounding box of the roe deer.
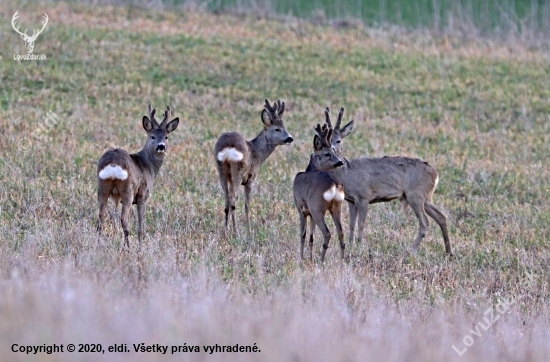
[293,124,345,262]
[214,99,293,237]
[97,105,179,250]
[325,107,452,255]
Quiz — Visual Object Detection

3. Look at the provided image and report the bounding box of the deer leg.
[97,191,109,237]
[228,163,242,238]
[425,201,452,255]
[120,194,133,250]
[299,212,307,260]
[347,201,358,246]
[111,196,121,224]
[330,203,345,260]
[308,215,315,262]
[409,196,429,252]
[310,210,330,262]
[224,199,230,233]
[355,199,369,244]
[228,180,238,238]
[217,167,231,233]
[244,182,252,236]
[136,200,146,252]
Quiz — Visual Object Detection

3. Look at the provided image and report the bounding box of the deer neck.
[305,155,319,173]
[249,130,276,165]
[136,148,164,178]
[341,157,350,169]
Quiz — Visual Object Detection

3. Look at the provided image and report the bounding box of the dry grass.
[0,1,549,361]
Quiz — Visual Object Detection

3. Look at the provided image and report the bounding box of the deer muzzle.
[284,136,294,144]
[156,144,166,153]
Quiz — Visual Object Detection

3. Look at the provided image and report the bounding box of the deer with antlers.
[325,107,452,255]
[293,124,345,262]
[11,11,48,54]
[97,105,179,250]
[214,99,293,237]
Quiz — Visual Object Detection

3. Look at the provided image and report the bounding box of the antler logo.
[12,11,48,54]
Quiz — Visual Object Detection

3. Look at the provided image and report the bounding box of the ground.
[0,1,549,361]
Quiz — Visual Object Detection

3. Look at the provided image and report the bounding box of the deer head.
[142,105,179,158]
[324,107,354,157]
[12,11,49,54]
[310,123,343,171]
[260,99,293,145]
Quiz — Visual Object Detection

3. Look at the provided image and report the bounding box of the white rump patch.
[323,185,344,202]
[217,147,244,162]
[335,187,345,201]
[99,164,128,180]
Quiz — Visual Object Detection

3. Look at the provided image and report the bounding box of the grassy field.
[207,0,550,35]
[1,1,550,361]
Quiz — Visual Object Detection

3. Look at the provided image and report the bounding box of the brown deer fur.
[214,99,293,237]
[97,105,179,250]
[326,107,452,255]
[293,124,345,262]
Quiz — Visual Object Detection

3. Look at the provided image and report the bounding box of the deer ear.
[165,117,179,133]
[313,135,322,151]
[143,116,155,133]
[340,120,354,138]
[261,109,271,127]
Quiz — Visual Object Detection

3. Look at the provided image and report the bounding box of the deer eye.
[151,136,156,140]
[165,136,168,140]
[325,153,331,157]
[275,128,281,132]
[336,140,341,144]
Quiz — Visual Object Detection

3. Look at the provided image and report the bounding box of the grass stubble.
[0,1,549,361]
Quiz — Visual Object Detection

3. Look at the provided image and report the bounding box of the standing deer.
[293,124,345,262]
[97,105,179,250]
[11,11,48,54]
[325,107,452,255]
[214,98,293,236]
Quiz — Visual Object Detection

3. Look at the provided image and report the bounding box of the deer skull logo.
[11,11,48,54]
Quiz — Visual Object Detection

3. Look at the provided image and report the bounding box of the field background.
[1,0,549,361]
[209,0,550,37]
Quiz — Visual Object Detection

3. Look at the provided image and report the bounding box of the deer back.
[336,156,438,203]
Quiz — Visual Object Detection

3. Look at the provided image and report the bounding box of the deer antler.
[159,105,171,129]
[276,99,285,117]
[147,104,160,127]
[264,98,286,120]
[314,123,332,148]
[264,98,278,113]
[324,106,345,131]
[335,107,345,130]
[325,107,333,128]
